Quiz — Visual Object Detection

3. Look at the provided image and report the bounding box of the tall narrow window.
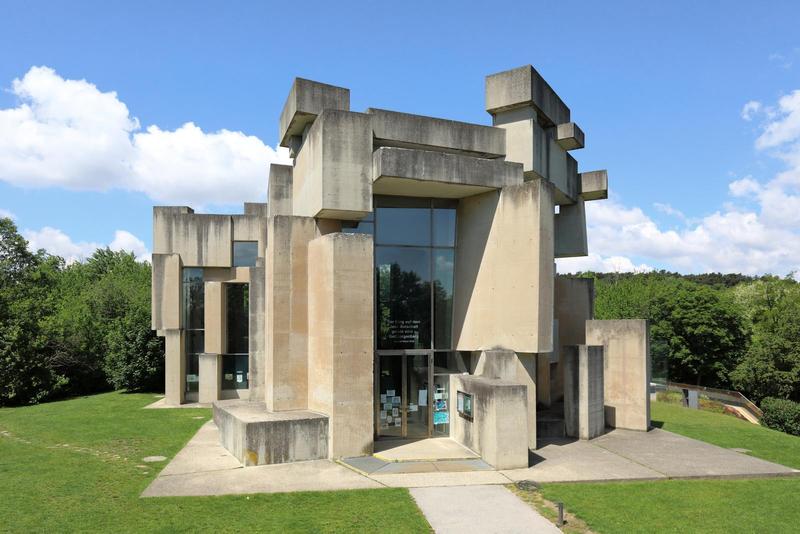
[222,283,249,390]
[182,268,204,394]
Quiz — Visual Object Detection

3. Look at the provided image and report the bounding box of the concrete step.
[537,417,565,439]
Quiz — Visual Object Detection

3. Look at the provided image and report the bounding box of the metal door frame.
[374,350,433,439]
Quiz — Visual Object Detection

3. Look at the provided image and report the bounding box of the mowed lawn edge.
[0,392,430,533]
[537,401,800,534]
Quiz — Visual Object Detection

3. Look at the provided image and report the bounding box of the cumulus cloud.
[0,208,16,220]
[558,89,800,276]
[741,100,762,121]
[0,66,291,207]
[23,226,149,264]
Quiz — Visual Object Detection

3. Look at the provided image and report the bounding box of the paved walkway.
[410,485,560,534]
[142,421,799,498]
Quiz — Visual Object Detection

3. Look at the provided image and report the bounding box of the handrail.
[666,381,763,419]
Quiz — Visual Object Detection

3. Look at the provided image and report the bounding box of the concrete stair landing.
[213,400,328,466]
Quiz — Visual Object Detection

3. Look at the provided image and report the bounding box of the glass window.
[433,249,455,349]
[182,268,204,394]
[433,208,456,247]
[376,246,431,349]
[226,284,249,355]
[375,207,431,246]
[233,241,258,267]
[221,355,249,390]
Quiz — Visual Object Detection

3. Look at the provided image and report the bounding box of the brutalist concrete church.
[151,65,650,470]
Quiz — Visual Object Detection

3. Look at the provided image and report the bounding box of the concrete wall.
[199,353,221,404]
[153,208,232,267]
[292,110,372,220]
[307,233,374,458]
[555,199,588,258]
[563,345,604,439]
[151,253,181,330]
[232,214,268,256]
[453,179,554,353]
[268,164,293,217]
[279,78,350,148]
[265,216,317,411]
[586,320,651,431]
[164,330,185,406]
[449,374,529,469]
[248,259,266,402]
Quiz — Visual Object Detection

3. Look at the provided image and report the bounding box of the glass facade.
[223,283,249,390]
[182,268,204,394]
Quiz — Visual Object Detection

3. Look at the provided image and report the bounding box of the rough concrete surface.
[410,485,560,534]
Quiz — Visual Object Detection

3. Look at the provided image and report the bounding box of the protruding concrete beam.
[555,199,588,258]
[279,78,349,148]
[372,147,522,199]
[485,65,570,126]
[580,170,608,201]
[367,108,506,158]
[556,122,585,151]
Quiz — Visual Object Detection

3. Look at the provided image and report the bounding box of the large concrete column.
[204,282,225,355]
[307,233,374,458]
[164,330,185,406]
[265,215,317,411]
[564,345,604,440]
[536,353,551,407]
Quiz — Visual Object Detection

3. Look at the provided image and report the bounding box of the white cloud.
[653,202,687,222]
[0,208,15,220]
[728,176,761,197]
[0,66,292,207]
[23,226,150,264]
[755,90,800,150]
[557,253,652,274]
[741,100,762,121]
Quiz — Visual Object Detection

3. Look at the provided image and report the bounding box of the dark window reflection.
[226,284,249,354]
[433,208,456,247]
[233,241,258,267]
[433,249,454,349]
[376,208,431,246]
[221,354,249,390]
[376,246,431,349]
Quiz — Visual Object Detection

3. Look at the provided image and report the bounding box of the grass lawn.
[0,392,430,533]
[538,401,800,534]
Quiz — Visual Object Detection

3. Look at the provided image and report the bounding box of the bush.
[760,397,800,436]
[104,307,164,392]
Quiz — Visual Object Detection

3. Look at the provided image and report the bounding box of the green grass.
[652,400,800,469]
[0,392,429,533]
[539,401,800,533]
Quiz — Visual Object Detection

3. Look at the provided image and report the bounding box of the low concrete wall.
[586,319,650,431]
[213,400,328,466]
[449,374,529,469]
[564,345,604,440]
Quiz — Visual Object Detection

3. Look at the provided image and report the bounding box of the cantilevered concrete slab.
[580,169,608,200]
[485,65,570,126]
[367,108,505,158]
[372,146,522,198]
[279,78,349,148]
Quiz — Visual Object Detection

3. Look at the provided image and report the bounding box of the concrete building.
[151,65,650,469]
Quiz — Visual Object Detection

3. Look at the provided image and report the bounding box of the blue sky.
[1,1,799,274]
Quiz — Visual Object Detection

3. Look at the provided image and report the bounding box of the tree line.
[0,218,162,406]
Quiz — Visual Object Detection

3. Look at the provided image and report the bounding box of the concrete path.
[143,421,799,498]
[410,485,560,534]
[374,438,479,461]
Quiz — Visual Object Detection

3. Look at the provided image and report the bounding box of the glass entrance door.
[376,353,431,439]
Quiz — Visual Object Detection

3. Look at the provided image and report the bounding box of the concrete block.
[268,164,293,217]
[473,350,537,450]
[292,110,372,220]
[450,375,529,469]
[232,214,267,257]
[556,122,585,151]
[372,147,522,198]
[203,282,225,354]
[453,179,554,353]
[367,108,505,158]
[555,198,588,258]
[485,65,570,126]
[555,276,595,347]
[548,139,579,204]
[580,170,608,201]
[243,203,269,217]
[265,216,317,411]
[491,107,548,180]
[563,345,604,440]
[153,208,232,267]
[199,353,221,403]
[151,253,181,330]
[586,319,650,431]
[307,233,374,458]
[164,329,185,406]
[537,353,551,407]
[248,258,266,402]
[279,78,349,148]
[213,400,329,465]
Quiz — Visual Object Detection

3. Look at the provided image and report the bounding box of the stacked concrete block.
[555,199,588,258]
[580,170,608,201]
[564,345,605,439]
[279,78,350,153]
[586,320,651,431]
[268,164,293,217]
[151,253,181,331]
